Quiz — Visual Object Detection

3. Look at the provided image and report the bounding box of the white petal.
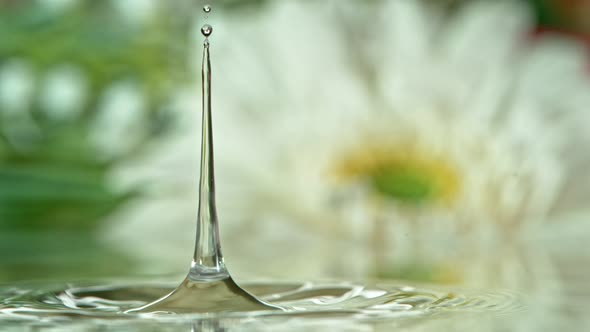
[441,1,532,68]
[380,0,436,63]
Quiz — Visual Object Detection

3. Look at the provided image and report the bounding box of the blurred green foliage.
[0,0,272,282]
[530,0,565,27]
[0,0,196,281]
[529,0,590,34]
[0,1,191,233]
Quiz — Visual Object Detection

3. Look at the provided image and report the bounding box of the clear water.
[0,280,521,330]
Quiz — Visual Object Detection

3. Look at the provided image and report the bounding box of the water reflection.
[192,320,227,332]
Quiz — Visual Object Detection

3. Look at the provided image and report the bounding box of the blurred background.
[1,0,590,329]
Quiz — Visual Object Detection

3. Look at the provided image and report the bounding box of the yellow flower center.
[334,145,460,205]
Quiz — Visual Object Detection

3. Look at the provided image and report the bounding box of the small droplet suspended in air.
[203,4,212,13]
[201,24,213,37]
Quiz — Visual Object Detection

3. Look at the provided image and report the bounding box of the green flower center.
[334,146,460,205]
[370,166,435,203]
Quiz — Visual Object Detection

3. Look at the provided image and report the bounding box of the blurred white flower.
[39,64,88,120]
[90,80,148,159]
[104,5,590,327]
[111,0,159,25]
[0,59,35,114]
[38,0,79,13]
[0,59,41,152]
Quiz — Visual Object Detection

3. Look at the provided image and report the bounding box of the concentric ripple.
[0,280,522,327]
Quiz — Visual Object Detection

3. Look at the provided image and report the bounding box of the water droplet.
[201,24,213,37]
[203,4,212,13]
